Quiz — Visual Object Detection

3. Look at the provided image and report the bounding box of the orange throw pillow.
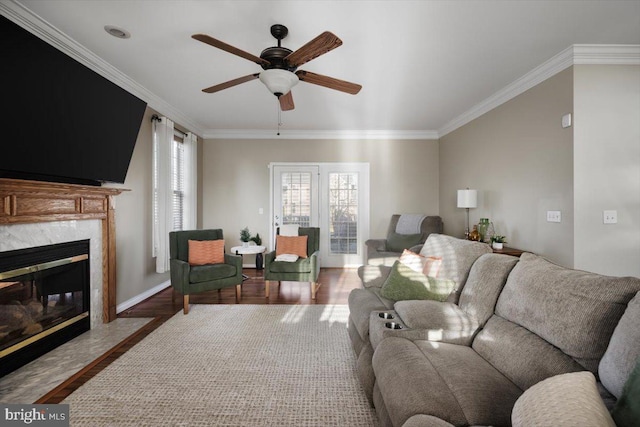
[276,235,308,258]
[188,239,225,265]
[399,249,442,277]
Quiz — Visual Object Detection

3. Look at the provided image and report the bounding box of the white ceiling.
[4,0,640,138]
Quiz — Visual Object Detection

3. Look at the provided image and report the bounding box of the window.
[171,132,185,231]
[329,172,358,254]
[152,116,197,273]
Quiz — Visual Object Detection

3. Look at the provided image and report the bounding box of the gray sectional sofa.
[348,233,640,426]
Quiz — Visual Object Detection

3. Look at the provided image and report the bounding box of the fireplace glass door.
[0,240,90,376]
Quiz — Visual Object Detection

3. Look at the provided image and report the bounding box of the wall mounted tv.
[0,15,147,186]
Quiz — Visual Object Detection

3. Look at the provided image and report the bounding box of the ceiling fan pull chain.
[277,99,282,136]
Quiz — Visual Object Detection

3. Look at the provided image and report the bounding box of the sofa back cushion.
[493,253,640,374]
[419,234,492,303]
[458,253,519,326]
[599,291,640,398]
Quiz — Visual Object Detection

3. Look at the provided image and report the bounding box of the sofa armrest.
[224,253,242,269]
[393,300,478,330]
[365,238,388,252]
[402,414,456,427]
[169,258,190,294]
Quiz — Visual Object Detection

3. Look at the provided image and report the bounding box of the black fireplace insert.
[0,240,90,377]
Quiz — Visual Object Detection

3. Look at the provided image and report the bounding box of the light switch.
[603,210,617,224]
[546,211,561,223]
[258,208,264,215]
[562,113,572,128]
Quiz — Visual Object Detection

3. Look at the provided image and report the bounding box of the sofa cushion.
[393,300,478,346]
[267,257,312,273]
[612,357,640,427]
[418,234,492,304]
[373,337,521,427]
[457,253,519,326]
[599,292,640,398]
[380,261,456,302]
[495,252,640,373]
[511,372,615,427]
[189,263,237,283]
[387,232,422,252]
[473,315,585,390]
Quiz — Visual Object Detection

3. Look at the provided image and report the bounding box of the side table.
[229,245,266,280]
[492,246,526,257]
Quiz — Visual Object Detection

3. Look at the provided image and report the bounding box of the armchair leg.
[265,281,270,299]
[235,284,241,303]
[183,295,189,315]
[311,282,320,300]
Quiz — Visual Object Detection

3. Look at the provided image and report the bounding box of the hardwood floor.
[37,268,361,404]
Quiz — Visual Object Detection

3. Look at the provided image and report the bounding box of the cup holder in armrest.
[378,312,394,320]
[385,322,403,330]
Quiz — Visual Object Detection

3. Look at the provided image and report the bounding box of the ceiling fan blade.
[192,34,270,66]
[202,73,260,93]
[284,31,342,67]
[296,70,362,95]
[279,91,295,111]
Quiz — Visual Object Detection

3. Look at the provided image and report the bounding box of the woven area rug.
[63,304,378,426]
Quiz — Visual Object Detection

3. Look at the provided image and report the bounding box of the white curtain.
[152,116,174,273]
[183,132,198,230]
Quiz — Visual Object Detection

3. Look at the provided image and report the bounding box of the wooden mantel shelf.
[0,178,127,322]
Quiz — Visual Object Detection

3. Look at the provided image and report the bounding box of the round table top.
[230,245,266,255]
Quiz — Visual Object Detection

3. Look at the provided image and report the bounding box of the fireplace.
[0,240,90,377]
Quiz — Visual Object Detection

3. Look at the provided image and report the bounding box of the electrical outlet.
[546,211,561,223]
[603,210,617,224]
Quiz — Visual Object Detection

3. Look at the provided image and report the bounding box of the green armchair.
[264,227,320,299]
[169,229,243,314]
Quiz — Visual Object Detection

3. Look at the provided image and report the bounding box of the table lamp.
[457,189,478,239]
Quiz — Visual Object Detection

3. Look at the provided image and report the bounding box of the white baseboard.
[116,280,171,314]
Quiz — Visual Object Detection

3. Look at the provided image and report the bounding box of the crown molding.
[2,2,637,142]
[202,129,439,140]
[438,44,640,138]
[0,0,205,137]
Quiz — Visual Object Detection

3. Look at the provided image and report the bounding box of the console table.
[492,246,526,257]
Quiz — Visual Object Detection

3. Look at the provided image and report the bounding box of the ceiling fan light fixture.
[259,69,299,97]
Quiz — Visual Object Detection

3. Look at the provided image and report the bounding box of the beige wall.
[573,65,640,276]
[201,138,439,254]
[439,68,575,267]
[109,107,169,305]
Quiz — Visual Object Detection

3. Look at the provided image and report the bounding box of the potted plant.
[240,227,251,247]
[491,235,507,250]
[250,233,262,246]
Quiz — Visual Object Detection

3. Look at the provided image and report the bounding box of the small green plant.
[240,227,251,242]
[250,233,262,246]
[491,235,507,244]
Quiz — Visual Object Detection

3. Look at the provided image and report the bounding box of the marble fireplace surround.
[0,178,124,325]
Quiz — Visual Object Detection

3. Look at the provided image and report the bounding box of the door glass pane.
[281,172,311,227]
[329,173,358,254]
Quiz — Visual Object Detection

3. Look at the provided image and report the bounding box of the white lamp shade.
[457,189,478,208]
[259,69,299,96]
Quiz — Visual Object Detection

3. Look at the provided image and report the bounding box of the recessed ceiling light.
[104,25,130,39]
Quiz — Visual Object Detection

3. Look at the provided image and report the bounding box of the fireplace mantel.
[0,178,126,322]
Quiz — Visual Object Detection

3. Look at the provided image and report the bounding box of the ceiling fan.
[192,24,362,111]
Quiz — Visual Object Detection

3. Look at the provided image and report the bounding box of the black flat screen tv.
[0,15,147,186]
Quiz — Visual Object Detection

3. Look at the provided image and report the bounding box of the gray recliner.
[365,214,443,266]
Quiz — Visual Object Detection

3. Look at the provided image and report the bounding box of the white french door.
[270,163,369,267]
